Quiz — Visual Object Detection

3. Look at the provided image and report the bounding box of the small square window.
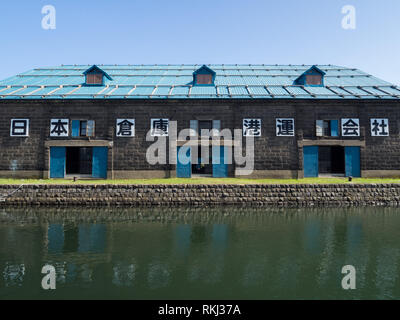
[72,120,95,137]
[199,120,213,131]
[80,121,87,137]
[306,74,322,85]
[323,120,331,136]
[86,120,95,137]
[196,74,212,85]
[86,73,103,85]
[316,120,338,137]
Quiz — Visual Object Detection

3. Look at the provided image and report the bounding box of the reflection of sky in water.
[0,207,400,299]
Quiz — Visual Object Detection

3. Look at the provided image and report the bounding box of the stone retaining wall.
[1,184,400,207]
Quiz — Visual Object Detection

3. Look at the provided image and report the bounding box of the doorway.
[192,145,213,176]
[192,120,214,176]
[318,146,345,176]
[66,147,92,176]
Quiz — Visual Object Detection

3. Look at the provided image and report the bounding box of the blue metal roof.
[0,64,399,100]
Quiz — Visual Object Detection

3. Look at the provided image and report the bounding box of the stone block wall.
[1,184,400,207]
[1,99,400,177]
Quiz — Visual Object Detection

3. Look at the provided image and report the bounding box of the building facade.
[0,64,399,179]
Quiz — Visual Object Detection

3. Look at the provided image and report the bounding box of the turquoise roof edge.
[0,64,399,100]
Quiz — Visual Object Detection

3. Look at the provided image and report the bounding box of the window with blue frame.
[72,120,95,137]
[316,120,339,137]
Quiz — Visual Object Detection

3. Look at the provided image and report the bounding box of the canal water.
[0,207,399,300]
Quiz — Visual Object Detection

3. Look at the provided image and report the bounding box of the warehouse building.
[0,64,400,179]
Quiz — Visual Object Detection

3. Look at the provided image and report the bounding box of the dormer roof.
[193,65,216,85]
[294,65,326,86]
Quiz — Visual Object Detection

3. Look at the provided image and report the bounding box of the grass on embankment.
[0,177,400,185]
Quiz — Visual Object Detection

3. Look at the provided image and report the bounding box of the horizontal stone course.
[1,184,400,207]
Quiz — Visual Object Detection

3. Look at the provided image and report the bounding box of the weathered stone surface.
[1,184,400,207]
[1,99,400,178]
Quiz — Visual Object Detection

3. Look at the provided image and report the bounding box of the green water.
[0,207,399,300]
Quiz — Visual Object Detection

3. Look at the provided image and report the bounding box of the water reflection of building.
[112,262,136,287]
[44,222,110,284]
[304,219,322,253]
[2,263,25,287]
[78,224,107,253]
[47,223,107,254]
[186,224,229,284]
[174,223,229,254]
[48,224,64,254]
[212,224,228,251]
[174,225,191,256]
[0,223,45,289]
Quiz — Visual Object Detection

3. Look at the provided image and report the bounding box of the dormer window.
[86,72,103,85]
[196,74,213,85]
[294,65,325,87]
[193,65,216,86]
[306,74,322,86]
[83,65,112,86]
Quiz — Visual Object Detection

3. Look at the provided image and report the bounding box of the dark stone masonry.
[1,184,400,207]
[1,99,400,179]
[2,65,400,179]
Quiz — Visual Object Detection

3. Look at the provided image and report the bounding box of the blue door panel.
[92,147,108,178]
[303,146,318,177]
[345,146,361,177]
[212,146,228,178]
[331,120,339,137]
[177,146,191,178]
[72,120,80,137]
[50,147,66,178]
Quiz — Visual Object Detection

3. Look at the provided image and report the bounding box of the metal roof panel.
[229,86,248,95]
[152,86,171,97]
[304,86,337,96]
[171,86,190,96]
[247,86,271,97]
[190,86,217,95]
[285,86,310,96]
[267,86,290,96]
[1,64,398,100]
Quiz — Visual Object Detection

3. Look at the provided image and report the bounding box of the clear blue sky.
[0,0,399,85]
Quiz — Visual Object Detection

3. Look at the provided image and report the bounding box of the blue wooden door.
[177,146,191,178]
[345,146,361,177]
[50,147,66,178]
[92,147,108,178]
[212,146,228,178]
[303,146,319,177]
